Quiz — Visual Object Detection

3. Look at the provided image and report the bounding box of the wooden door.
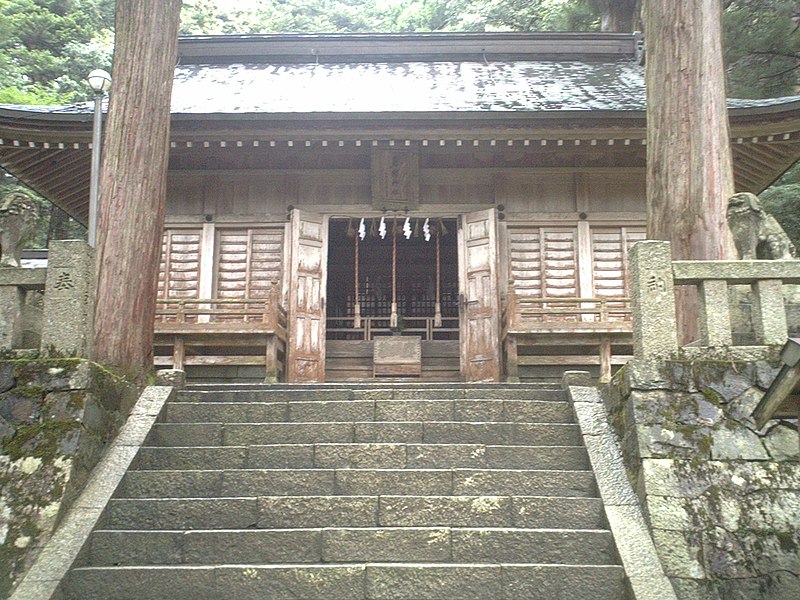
[458,209,501,382]
[286,210,329,382]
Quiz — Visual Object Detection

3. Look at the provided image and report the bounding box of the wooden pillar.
[264,335,279,383]
[506,337,520,383]
[172,336,185,371]
[599,336,612,383]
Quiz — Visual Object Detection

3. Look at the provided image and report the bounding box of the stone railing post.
[40,240,95,357]
[0,279,25,350]
[751,279,788,345]
[698,280,732,346]
[629,240,678,359]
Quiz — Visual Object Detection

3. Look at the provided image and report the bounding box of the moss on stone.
[2,420,82,461]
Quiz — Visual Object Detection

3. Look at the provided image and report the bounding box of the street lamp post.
[86,69,111,248]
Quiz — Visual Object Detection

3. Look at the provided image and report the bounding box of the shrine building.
[1,32,799,383]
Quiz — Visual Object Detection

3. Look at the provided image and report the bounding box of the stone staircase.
[61,384,629,599]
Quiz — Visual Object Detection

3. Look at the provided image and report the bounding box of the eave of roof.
[176,31,641,64]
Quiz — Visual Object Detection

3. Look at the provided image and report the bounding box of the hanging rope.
[354,231,361,329]
[434,225,442,327]
[390,217,398,329]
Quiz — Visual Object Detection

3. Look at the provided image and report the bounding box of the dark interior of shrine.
[326,217,459,341]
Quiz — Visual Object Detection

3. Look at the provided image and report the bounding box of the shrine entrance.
[324,216,461,381]
[284,208,502,383]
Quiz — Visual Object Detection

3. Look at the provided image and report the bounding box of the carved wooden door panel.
[286,209,329,382]
[458,209,501,382]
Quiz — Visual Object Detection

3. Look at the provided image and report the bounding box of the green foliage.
[761,182,800,250]
[0,0,114,104]
[723,0,800,99]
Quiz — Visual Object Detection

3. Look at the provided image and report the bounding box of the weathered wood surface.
[458,209,501,382]
[503,288,633,382]
[373,335,422,376]
[285,209,329,382]
[153,291,287,379]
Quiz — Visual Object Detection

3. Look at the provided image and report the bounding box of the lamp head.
[779,337,800,368]
[87,69,112,94]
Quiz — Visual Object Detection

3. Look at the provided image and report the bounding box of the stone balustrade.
[629,240,800,360]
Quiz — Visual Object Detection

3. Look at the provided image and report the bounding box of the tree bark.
[593,0,642,32]
[645,0,737,342]
[93,0,182,378]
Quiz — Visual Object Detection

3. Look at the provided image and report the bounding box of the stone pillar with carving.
[40,240,95,357]
[629,240,679,360]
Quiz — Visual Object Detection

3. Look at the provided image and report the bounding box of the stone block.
[0,284,24,349]
[221,469,335,496]
[118,470,223,498]
[247,444,314,468]
[562,370,593,387]
[258,496,378,528]
[353,421,423,443]
[452,468,597,497]
[105,497,259,530]
[40,240,94,358]
[484,444,590,470]
[450,528,617,564]
[322,527,451,562]
[378,495,512,528]
[711,428,769,460]
[651,528,706,579]
[502,565,627,600]
[374,399,452,421]
[629,241,678,360]
[336,468,451,496]
[183,529,323,564]
[216,565,366,600]
[62,566,217,600]
[366,564,502,600]
[314,443,406,469]
[583,433,640,506]
[603,504,677,599]
[764,424,800,461]
[155,369,185,388]
[510,495,606,529]
[405,443,485,468]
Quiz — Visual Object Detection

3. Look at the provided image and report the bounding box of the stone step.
[104,495,607,530]
[86,527,618,567]
[178,384,565,404]
[135,443,590,471]
[164,398,575,424]
[149,421,582,446]
[115,468,599,498]
[62,563,626,600]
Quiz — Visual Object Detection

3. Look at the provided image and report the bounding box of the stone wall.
[604,359,799,599]
[0,359,137,596]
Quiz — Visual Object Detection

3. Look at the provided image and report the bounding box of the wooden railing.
[327,315,459,341]
[153,287,287,381]
[155,297,287,329]
[503,287,634,382]
[505,292,632,329]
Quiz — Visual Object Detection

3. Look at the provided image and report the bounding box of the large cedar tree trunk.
[93,0,182,377]
[645,0,736,341]
[593,0,642,32]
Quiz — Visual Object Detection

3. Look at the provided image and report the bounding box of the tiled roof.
[2,59,799,116]
[171,60,648,113]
